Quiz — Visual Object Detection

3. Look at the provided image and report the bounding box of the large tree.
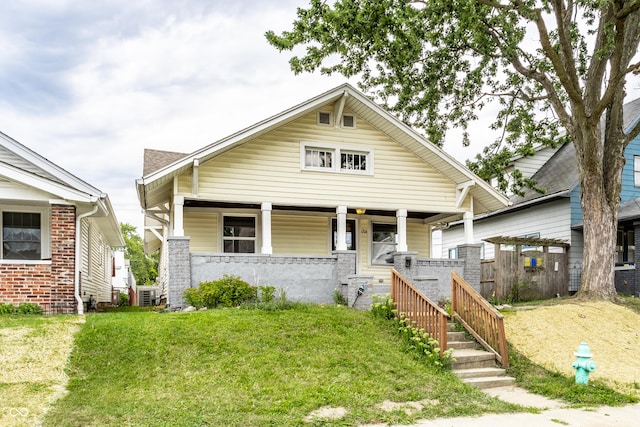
[266,0,640,300]
[120,223,158,287]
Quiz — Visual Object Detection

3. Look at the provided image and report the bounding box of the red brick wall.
[0,204,77,314]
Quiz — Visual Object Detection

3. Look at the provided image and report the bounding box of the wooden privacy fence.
[451,271,509,367]
[391,269,449,355]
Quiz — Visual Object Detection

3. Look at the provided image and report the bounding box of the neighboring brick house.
[0,131,124,313]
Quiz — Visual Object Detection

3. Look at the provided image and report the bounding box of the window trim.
[300,142,374,175]
[221,214,258,254]
[0,206,50,262]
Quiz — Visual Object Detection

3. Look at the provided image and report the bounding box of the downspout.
[75,199,101,315]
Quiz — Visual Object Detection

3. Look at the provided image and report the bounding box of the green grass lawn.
[43,305,517,427]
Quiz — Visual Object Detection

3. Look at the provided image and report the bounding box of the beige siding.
[407,221,430,258]
[81,219,113,304]
[179,108,458,212]
[272,215,328,255]
[184,209,218,252]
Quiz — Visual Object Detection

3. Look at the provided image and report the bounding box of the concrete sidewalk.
[405,386,639,427]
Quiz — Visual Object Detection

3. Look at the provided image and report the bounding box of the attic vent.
[318,111,331,126]
[342,114,355,128]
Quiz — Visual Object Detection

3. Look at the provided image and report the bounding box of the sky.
[4,1,637,237]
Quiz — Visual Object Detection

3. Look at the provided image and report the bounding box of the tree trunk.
[575,130,621,301]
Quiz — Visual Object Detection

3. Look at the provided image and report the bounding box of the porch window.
[331,219,356,250]
[372,223,396,265]
[2,212,41,260]
[223,216,256,253]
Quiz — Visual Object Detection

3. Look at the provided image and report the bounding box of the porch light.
[355,208,366,215]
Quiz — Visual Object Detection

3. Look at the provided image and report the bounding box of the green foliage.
[183,275,257,308]
[118,292,129,307]
[332,288,348,306]
[371,294,453,370]
[258,285,276,303]
[240,289,302,311]
[14,303,44,315]
[370,293,396,320]
[120,223,158,286]
[0,302,15,315]
[506,279,533,304]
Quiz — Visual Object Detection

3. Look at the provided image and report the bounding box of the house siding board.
[184,210,218,252]
[620,135,640,202]
[407,222,430,258]
[184,112,458,212]
[0,145,66,185]
[512,146,559,180]
[272,215,328,255]
[442,199,572,260]
[570,185,582,226]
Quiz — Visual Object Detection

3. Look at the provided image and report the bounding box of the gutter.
[75,198,101,315]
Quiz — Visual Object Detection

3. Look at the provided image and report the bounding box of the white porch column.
[396,208,408,252]
[173,195,184,237]
[261,202,273,254]
[336,205,348,250]
[463,211,474,244]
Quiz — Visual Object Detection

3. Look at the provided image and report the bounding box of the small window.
[342,114,355,128]
[305,147,334,169]
[318,111,331,126]
[223,216,256,253]
[2,212,41,260]
[372,223,396,265]
[635,156,640,187]
[341,151,367,171]
[448,248,458,259]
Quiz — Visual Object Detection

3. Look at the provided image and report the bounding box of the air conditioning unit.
[138,286,160,307]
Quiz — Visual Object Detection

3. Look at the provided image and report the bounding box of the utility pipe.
[75,200,100,315]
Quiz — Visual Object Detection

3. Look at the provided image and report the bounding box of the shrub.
[119,292,129,307]
[258,285,276,303]
[370,293,396,320]
[0,302,15,315]
[333,289,348,306]
[184,275,257,308]
[16,302,43,315]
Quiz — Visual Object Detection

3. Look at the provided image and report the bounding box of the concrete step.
[447,340,476,350]
[447,331,466,341]
[451,348,497,370]
[462,375,516,390]
[452,367,507,379]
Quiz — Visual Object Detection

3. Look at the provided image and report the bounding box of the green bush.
[16,302,43,315]
[119,292,129,307]
[258,285,276,303]
[370,294,396,320]
[333,289,348,306]
[0,302,15,315]
[184,275,257,308]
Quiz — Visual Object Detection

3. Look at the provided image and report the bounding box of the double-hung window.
[635,156,640,187]
[301,142,373,175]
[371,223,396,265]
[223,216,256,253]
[2,212,41,260]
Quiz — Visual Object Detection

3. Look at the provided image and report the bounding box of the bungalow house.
[441,97,640,297]
[136,84,510,309]
[0,131,124,314]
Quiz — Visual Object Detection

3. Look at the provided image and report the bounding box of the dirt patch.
[303,406,348,422]
[504,301,640,396]
[378,398,439,415]
[0,316,84,427]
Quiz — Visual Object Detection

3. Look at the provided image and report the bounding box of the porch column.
[463,211,474,244]
[261,202,272,254]
[396,208,408,252]
[336,205,348,250]
[173,195,184,237]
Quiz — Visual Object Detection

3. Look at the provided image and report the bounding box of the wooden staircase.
[447,323,515,389]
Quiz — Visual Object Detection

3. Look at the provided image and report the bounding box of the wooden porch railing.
[451,271,509,367]
[391,269,449,355]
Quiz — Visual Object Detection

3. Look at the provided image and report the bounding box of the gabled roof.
[143,149,187,176]
[137,83,510,215]
[0,131,124,246]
